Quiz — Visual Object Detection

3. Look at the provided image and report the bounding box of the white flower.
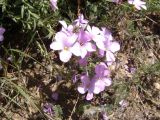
[128,0,147,10]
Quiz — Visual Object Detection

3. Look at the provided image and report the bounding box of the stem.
[77,0,81,16]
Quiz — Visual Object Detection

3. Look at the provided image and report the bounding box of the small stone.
[153,82,160,90]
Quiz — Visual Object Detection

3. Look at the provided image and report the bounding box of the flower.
[50,0,58,11]
[59,21,74,35]
[71,30,96,58]
[73,14,88,28]
[87,25,106,50]
[0,27,5,42]
[77,74,94,100]
[93,62,112,94]
[128,0,147,10]
[43,103,54,115]
[50,31,78,62]
[100,27,113,42]
[77,63,112,100]
[100,40,120,65]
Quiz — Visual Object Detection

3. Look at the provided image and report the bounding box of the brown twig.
[77,0,81,16]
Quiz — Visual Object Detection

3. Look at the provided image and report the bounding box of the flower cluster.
[0,27,5,42]
[50,14,120,64]
[78,62,112,100]
[50,14,120,100]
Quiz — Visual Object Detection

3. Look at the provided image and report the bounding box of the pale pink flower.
[50,0,58,11]
[50,31,78,62]
[100,27,113,42]
[93,62,112,94]
[77,74,94,100]
[71,30,96,58]
[78,63,112,100]
[87,25,106,50]
[77,74,109,100]
[99,40,120,65]
[43,103,54,115]
[128,0,147,10]
[59,20,74,35]
[73,14,88,28]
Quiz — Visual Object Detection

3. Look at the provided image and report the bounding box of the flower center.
[73,26,80,33]
[80,41,84,46]
[64,47,68,50]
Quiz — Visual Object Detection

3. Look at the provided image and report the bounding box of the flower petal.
[77,85,87,94]
[50,41,63,50]
[96,41,105,50]
[85,42,96,52]
[106,51,115,62]
[70,42,81,56]
[81,75,90,85]
[80,47,88,58]
[108,41,120,53]
[55,31,67,42]
[0,35,4,42]
[99,49,105,57]
[59,50,72,62]
[93,80,105,94]
[103,78,112,86]
[59,20,68,29]
[86,92,93,100]
[0,27,5,35]
[92,26,101,35]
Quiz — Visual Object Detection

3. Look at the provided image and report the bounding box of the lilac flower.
[91,76,107,94]
[77,74,106,100]
[77,74,94,100]
[87,25,106,50]
[128,0,147,10]
[100,27,113,42]
[100,40,120,65]
[59,21,75,35]
[50,31,78,62]
[43,103,53,115]
[50,0,58,11]
[73,14,88,28]
[0,27,5,42]
[71,30,96,58]
[72,74,79,83]
[78,63,112,100]
[93,62,112,94]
